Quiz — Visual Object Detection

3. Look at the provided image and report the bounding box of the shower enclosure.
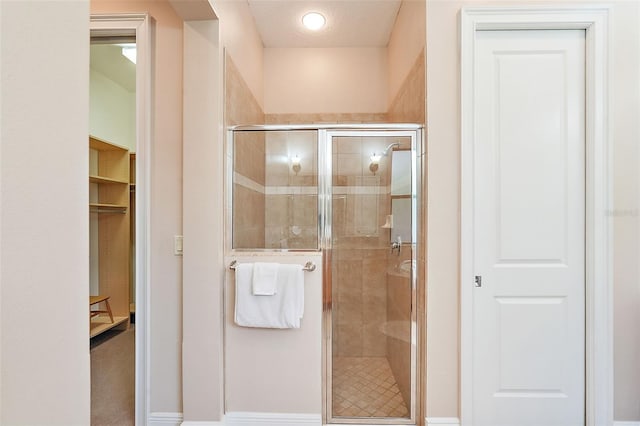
[229,124,422,425]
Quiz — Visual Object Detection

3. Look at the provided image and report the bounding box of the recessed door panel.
[496,296,567,392]
[495,51,569,263]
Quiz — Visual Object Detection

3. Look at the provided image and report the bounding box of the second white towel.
[235,263,304,329]
[252,262,279,295]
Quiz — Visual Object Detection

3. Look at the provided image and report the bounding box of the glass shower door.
[324,130,418,424]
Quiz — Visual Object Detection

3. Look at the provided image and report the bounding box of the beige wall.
[224,254,323,414]
[426,0,640,420]
[91,0,185,414]
[182,17,225,422]
[0,0,90,424]
[388,0,426,104]
[264,47,389,114]
[210,0,264,109]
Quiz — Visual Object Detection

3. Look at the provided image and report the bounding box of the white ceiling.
[248,0,402,48]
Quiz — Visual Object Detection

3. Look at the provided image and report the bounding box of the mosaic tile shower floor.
[332,356,409,418]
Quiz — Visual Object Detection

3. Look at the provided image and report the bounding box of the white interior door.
[472,29,585,426]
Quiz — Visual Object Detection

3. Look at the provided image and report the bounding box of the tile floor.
[332,356,409,418]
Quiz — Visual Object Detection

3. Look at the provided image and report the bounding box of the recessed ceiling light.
[302,12,326,31]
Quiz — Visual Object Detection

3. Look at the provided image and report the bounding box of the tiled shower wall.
[388,50,426,124]
[226,55,266,249]
[233,131,266,248]
[265,113,387,125]
[332,136,393,357]
[225,55,264,127]
[330,135,414,410]
[385,49,424,409]
[264,131,318,249]
[387,246,413,409]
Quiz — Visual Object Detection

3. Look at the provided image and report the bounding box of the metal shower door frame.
[320,127,422,426]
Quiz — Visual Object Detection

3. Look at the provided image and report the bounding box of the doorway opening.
[89,33,136,425]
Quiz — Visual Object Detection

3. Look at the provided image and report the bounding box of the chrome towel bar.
[229,260,316,272]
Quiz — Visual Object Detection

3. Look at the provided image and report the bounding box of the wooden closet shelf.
[89,203,127,213]
[88,135,130,339]
[90,175,129,185]
[90,315,129,338]
[89,135,128,152]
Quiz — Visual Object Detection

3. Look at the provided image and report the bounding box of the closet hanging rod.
[229,260,316,272]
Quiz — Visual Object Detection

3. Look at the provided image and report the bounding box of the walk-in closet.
[89,37,137,426]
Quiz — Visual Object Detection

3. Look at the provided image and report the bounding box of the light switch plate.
[174,235,183,256]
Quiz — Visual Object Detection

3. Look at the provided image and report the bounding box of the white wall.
[388,0,426,104]
[91,0,186,414]
[90,68,136,150]
[611,1,640,420]
[264,47,388,114]
[182,18,225,422]
[0,0,90,424]
[426,0,640,420]
[210,0,264,109]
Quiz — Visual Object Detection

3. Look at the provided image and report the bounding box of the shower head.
[382,142,401,156]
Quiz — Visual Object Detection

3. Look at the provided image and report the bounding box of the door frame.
[90,13,152,426]
[460,6,612,426]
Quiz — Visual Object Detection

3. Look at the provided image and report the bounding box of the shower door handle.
[390,236,402,255]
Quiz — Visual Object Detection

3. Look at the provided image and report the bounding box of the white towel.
[252,262,279,296]
[278,264,304,321]
[234,263,305,329]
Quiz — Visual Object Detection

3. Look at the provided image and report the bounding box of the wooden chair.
[90,295,114,323]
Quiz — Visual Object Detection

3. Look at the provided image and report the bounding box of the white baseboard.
[148,412,225,426]
[424,418,639,426]
[225,411,322,425]
[426,417,460,426]
[149,412,183,425]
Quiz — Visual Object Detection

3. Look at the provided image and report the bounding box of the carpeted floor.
[91,326,135,426]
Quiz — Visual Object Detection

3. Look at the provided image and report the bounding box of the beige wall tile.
[225,54,265,126]
[387,50,425,124]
